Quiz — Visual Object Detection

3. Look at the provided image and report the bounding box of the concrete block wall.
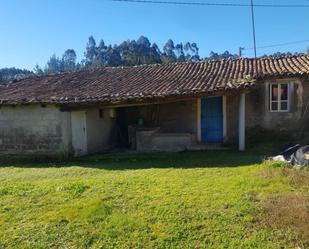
[0,105,71,158]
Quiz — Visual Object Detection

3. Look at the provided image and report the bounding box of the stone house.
[0,55,309,158]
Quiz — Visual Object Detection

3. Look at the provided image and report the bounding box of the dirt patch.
[282,169,309,187]
[258,165,309,188]
[257,194,309,248]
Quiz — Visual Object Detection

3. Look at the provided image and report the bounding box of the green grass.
[0,150,307,248]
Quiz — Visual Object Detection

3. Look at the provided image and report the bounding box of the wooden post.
[238,93,246,151]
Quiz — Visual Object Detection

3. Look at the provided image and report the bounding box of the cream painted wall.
[0,105,116,158]
[85,107,115,154]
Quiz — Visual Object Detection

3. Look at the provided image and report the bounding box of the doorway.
[71,111,87,156]
[201,96,224,143]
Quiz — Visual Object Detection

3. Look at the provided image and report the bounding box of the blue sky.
[0,0,308,70]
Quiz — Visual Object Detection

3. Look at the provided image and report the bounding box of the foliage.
[0,150,307,248]
[260,52,300,58]
[39,35,243,74]
[0,67,33,84]
[43,49,79,74]
[3,35,304,79]
[208,50,239,60]
[83,36,201,68]
[38,35,202,73]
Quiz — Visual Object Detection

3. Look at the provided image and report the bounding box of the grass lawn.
[0,149,308,248]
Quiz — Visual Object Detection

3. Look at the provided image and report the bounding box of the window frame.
[269,83,290,113]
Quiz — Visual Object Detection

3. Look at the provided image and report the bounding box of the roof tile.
[0,55,309,105]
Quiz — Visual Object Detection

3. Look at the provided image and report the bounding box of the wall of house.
[85,107,115,154]
[246,78,309,141]
[225,93,240,143]
[302,79,309,129]
[155,100,197,134]
[225,78,309,144]
[125,100,197,134]
[124,100,198,149]
[126,100,197,133]
[247,79,303,128]
[136,131,192,152]
[0,105,71,158]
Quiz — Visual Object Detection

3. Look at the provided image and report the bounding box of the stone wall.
[226,78,309,143]
[246,79,304,130]
[0,105,71,158]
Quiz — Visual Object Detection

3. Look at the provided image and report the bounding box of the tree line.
[35,35,239,75]
[0,68,33,83]
[1,35,304,84]
[0,35,247,82]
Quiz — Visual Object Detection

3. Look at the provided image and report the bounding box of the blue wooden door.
[201,97,223,143]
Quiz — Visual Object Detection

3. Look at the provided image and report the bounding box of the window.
[270,83,289,112]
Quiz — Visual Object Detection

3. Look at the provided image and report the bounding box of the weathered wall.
[302,79,309,131]
[155,100,197,134]
[136,131,192,152]
[3,78,306,157]
[86,107,115,154]
[226,93,240,143]
[124,100,198,147]
[0,105,71,158]
[126,100,197,133]
[226,78,309,143]
[246,79,304,130]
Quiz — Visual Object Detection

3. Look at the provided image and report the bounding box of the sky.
[0,0,308,70]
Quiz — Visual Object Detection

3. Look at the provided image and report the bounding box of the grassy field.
[0,150,308,249]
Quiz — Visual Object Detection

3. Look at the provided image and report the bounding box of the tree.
[45,54,63,74]
[150,43,162,64]
[39,35,201,74]
[135,36,162,65]
[175,43,185,62]
[184,42,200,62]
[137,36,151,48]
[96,40,108,66]
[117,40,134,66]
[136,36,152,64]
[261,52,294,58]
[208,51,238,60]
[84,36,97,65]
[33,64,44,75]
[0,67,33,84]
[62,49,77,71]
[162,39,177,63]
[105,45,122,67]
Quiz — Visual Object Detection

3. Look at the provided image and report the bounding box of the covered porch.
[68,93,246,156]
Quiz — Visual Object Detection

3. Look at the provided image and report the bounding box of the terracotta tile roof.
[0,55,309,105]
